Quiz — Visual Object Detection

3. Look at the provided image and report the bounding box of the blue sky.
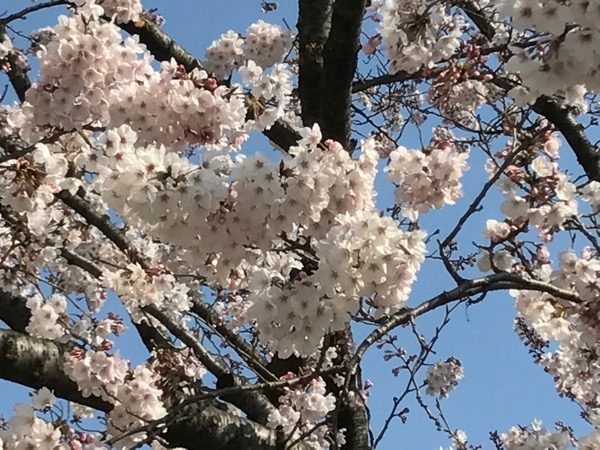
[0,1,591,448]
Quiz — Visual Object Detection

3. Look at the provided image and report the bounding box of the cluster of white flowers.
[244,20,293,69]
[0,404,64,450]
[204,31,244,79]
[386,132,469,220]
[241,62,293,130]
[501,419,572,450]
[0,387,109,449]
[497,0,600,107]
[22,13,246,149]
[425,357,463,399]
[314,211,427,312]
[267,377,337,449]
[434,79,489,127]
[249,211,426,356]
[0,142,73,231]
[0,34,13,61]
[482,134,579,243]
[375,0,464,74]
[97,0,142,23]
[581,181,600,213]
[72,314,126,347]
[205,20,292,78]
[64,348,129,401]
[73,0,142,23]
[482,218,512,242]
[512,249,600,431]
[0,106,22,139]
[551,250,600,302]
[90,126,375,280]
[107,366,167,450]
[75,123,427,355]
[25,293,68,340]
[102,263,192,322]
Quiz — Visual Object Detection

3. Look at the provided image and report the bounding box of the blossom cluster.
[0,387,112,449]
[249,210,426,356]
[72,0,142,23]
[90,126,375,279]
[25,293,68,340]
[425,357,464,399]
[243,62,294,130]
[22,13,246,149]
[500,419,572,450]
[511,248,600,436]
[497,0,600,107]
[375,0,464,74]
[581,181,600,213]
[0,33,28,77]
[68,121,429,355]
[102,263,192,322]
[0,142,71,224]
[386,130,469,220]
[205,20,293,78]
[0,401,107,450]
[107,366,167,450]
[97,0,142,23]
[64,348,129,401]
[267,376,337,449]
[481,131,579,244]
[427,43,493,128]
[0,34,13,67]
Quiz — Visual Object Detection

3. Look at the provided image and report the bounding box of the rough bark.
[0,330,312,450]
[298,0,333,127]
[0,329,112,411]
[163,404,314,450]
[0,289,31,332]
[319,0,366,148]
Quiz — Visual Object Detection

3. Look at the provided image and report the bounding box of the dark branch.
[0,289,31,332]
[350,271,582,369]
[533,96,600,181]
[319,0,366,148]
[163,404,314,450]
[297,0,333,127]
[460,1,600,182]
[0,331,311,450]
[0,28,31,102]
[118,14,203,73]
[0,0,68,25]
[0,329,112,411]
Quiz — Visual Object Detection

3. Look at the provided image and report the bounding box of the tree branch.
[0,0,68,25]
[118,13,203,73]
[533,96,600,181]
[0,329,112,411]
[55,189,276,424]
[118,13,301,152]
[163,404,314,450]
[0,289,31,332]
[0,330,312,450]
[319,0,366,148]
[459,1,600,182]
[0,29,31,102]
[350,272,582,370]
[297,0,333,127]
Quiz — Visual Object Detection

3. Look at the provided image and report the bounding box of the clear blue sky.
[0,1,589,448]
